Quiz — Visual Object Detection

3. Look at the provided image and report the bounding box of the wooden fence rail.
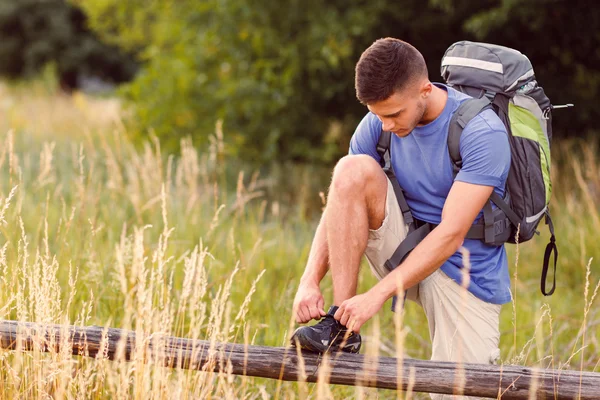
[0,320,598,399]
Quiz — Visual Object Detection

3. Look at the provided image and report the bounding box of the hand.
[293,281,326,323]
[334,290,386,332]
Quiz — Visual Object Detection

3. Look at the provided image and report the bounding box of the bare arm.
[299,211,329,286]
[376,181,494,297]
[335,181,494,330]
[293,211,330,322]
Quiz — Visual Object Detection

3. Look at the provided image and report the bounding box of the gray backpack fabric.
[377,41,561,296]
[442,41,552,240]
[441,41,559,295]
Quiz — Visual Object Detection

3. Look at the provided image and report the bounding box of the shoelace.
[319,314,338,327]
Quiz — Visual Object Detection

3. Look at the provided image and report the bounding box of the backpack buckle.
[484,90,496,101]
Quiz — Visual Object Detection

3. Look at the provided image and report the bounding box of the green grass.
[0,80,598,398]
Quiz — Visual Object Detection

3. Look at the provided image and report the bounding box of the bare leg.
[326,155,389,306]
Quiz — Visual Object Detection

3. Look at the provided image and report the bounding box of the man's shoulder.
[353,112,382,135]
[454,96,510,168]
[444,85,506,134]
[349,112,383,158]
[446,88,506,136]
[468,108,507,135]
[445,84,472,103]
[351,113,382,146]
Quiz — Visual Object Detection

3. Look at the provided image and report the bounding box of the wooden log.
[0,319,598,398]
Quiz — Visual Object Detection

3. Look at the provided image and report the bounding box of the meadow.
[0,79,598,399]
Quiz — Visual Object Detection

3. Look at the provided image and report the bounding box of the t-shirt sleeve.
[349,112,383,162]
[455,110,511,189]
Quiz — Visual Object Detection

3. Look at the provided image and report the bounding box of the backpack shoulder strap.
[376,130,391,168]
[376,129,415,230]
[447,97,492,175]
[447,97,511,246]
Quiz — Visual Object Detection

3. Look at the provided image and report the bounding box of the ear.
[420,81,433,98]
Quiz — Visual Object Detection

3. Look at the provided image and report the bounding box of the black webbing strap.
[483,200,495,244]
[490,191,520,228]
[464,224,483,239]
[448,97,500,244]
[384,223,432,271]
[464,218,511,240]
[376,130,426,271]
[448,97,492,174]
[389,174,415,229]
[376,131,391,166]
[382,217,501,272]
[377,131,415,230]
[424,215,511,242]
[541,212,557,296]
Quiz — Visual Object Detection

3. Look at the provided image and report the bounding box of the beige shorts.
[365,179,501,400]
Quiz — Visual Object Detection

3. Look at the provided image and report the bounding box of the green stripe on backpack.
[508,101,551,204]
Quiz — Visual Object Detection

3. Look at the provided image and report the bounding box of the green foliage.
[80,0,391,163]
[0,0,137,89]
[80,0,598,163]
[440,0,600,137]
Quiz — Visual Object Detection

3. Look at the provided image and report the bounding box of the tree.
[80,0,598,163]
[432,0,599,137]
[80,0,394,162]
[0,0,137,91]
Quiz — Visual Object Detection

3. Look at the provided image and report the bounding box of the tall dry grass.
[0,80,598,399]
[0,80,280,398]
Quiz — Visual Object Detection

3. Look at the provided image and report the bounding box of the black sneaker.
[290,306,361,353]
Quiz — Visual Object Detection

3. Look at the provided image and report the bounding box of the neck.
[419,85,448,125]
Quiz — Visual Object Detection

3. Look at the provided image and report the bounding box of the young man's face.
[367,82,430,137]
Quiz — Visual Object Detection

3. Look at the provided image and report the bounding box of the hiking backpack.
[377,41,568,296]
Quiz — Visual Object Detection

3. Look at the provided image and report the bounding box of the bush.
[0,0,137,91]
[80,0,600,164]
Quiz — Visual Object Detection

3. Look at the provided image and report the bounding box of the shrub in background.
[0,0,137,91]
[78,0,599,164]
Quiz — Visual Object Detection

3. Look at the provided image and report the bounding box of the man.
[291,37,511,378]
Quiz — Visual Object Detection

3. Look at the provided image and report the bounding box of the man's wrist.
[375,271,405,302]
[367,284,391,307]
[299,273,320,288]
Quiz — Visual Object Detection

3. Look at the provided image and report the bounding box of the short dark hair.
[355,38,427,105]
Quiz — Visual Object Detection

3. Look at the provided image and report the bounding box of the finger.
[308,305,321,320]
[317,296,326,316]
[293,303,302,323]
[296,306,307,323]
[338,302,352,326]
[295,307,304,323]
[302,306,313,323]
[346,318,354,332]
[334,304,343,320]
[293,298,305,317]
[340,309,350,327]
[346,316,362,332]
[348,318,362,333]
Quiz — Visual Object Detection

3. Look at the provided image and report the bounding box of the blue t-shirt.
[349,83,511,304]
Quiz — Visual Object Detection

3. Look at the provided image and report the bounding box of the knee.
[331,155,383,195]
